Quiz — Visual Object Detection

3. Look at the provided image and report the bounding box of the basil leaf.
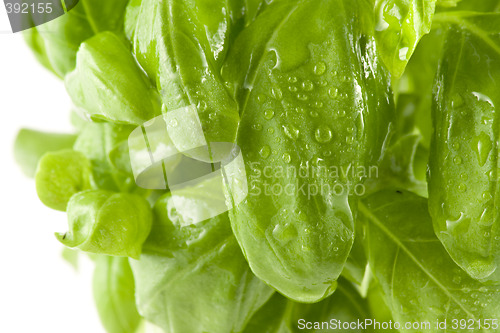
[374,0,437,78]
[124,0,240,144]
[57,190,153,258]
[429,12,500,282]
[130,193,273,333]
[360,190,500,332]
[222,0,394,302]
[93,256,141,333]
[66,32,162,125]
[35,149,92,211]
[23,0,129,78]
[14,129,77,178]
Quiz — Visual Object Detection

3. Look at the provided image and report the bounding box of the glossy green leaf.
[35,149,92,211]
[243,279,374,333]
[124,0,240,144]
[429,12,500,282]
[24,0,129,77]
[93,256,141,333]
[66,32,162,125]
[374,0,437,77]
[222,0,394,302]
[360,190,500,332]
[57,190,152,258]
[14,129,77,178]
[130,193,273,333]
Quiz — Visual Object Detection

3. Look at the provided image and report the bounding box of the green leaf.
[243,279,374,333]
[35,149,92,211]
[360,190,500,332]
[24,0,129,77]
[442,0,500,12]
[66,32,162,125]
[93,256,141,333]
[397,28,446,147]
[437,0,462,8]
[429,12,500,282]
[222,0,395,302]
[130,193,273,333]
[366,283,399,332]
[57,190,152,259]
[124,0,240,144]
[14,129,77,178]
[374,0,437,78]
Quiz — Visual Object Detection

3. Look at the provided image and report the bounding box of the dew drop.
[313,62,327,75]
[452,142,460,150]
[282,153,291,163]
[288,86,298,92]
[297,93,308,101]
[473,132,493,167]
[272,87,283,100]
[302,80,314,92]
[288,76,298,83]
[252,124,262,131]
[169,119,178,127]
[268,128,275,134]
[264,110,275,120]
[197,100,208,111]
[283,125,300,141]
[315,125,333,143]
[314,101,324,108]
[328,88,339,99]
[482,191,492,201]
[310,111,319,118]
[259,145,271,159]
[453,156,463,165]
[458,184,467,192]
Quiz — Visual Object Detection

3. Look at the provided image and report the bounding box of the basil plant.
[14,0,500,332]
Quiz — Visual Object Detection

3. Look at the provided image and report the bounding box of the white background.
[0,16,104,333]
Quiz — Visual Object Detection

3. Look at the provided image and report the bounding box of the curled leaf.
[66,32,162,125]
[57,190,153,258]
